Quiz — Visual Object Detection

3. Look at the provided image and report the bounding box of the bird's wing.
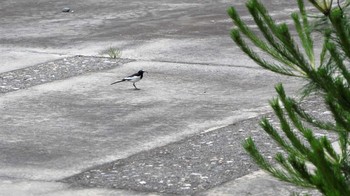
[111,72,142,84]
[128,72,141,77]
[123,75,141,81]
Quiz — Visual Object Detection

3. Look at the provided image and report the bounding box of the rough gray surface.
[0,56,334,195]
[0,56,133,93]
[0,59,304,182]
[0,0,297,46]
[62,94,337,195]
[62,117,265,195]
[0,0,332,195]
[203,170,322,196]
[0,0,299,73]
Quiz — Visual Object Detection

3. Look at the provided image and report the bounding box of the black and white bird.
[111,70,147,90]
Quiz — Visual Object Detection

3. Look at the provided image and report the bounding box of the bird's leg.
[133,83,139,90]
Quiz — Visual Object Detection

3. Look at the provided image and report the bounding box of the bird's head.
[139,70,147,74]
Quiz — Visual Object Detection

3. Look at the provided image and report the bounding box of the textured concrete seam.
[200,105,271,134]
[140,59,264,70]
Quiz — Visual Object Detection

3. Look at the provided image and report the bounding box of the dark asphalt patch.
[0,56,133,93]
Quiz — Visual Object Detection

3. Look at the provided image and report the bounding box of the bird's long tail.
[111,80,124,85]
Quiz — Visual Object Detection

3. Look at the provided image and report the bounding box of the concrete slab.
[201,170,321,196]
[0,177,160,196]
[0,47,70,73]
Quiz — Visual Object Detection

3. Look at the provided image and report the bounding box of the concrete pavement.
[0,59,306,195]
[0,0,320,195]
[0,0,298,72]
[0,60,301,180]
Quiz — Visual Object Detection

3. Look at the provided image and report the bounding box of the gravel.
[0,56,133,93]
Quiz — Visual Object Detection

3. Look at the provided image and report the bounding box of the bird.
[111,70,147,90]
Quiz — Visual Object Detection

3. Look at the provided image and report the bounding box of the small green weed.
[101,47,122,59]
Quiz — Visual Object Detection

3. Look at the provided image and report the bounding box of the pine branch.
[276,153,316,187]
[293,102,337,131]
[230,29,298,76]
[269,97,309,156]
[326,42,350,85]
[329,9,350,59]
[259,118,294,152]
[243,137,312,186]
[228,0,350,194]
[293,0,315,68]
[246,3,304,72]
[320,30,331,66]
[251,0,313,73]
[227,7,305,76]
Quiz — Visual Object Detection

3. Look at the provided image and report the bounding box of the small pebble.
[62,7,70,12]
